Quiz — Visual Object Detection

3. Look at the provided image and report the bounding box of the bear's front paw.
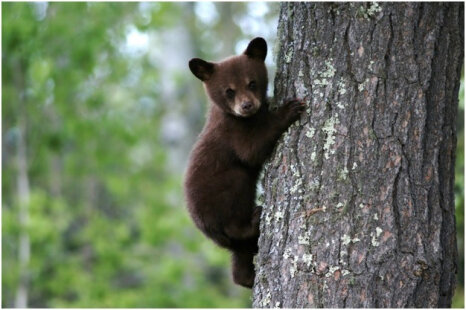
[280,98,306,124]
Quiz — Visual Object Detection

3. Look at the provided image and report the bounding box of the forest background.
[2,2,464,307]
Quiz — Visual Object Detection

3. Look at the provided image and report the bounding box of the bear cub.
[184,37,304,288]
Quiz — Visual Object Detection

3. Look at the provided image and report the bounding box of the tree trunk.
[253,3,463,308]
[13,59,31,309]
[15,117,31,309]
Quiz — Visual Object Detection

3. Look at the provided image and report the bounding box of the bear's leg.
[231,251,255,288]
[224,205,263,240]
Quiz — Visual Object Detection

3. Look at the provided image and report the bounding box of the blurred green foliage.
[453,71,464,308]
[2,2,279,307]
[1,2,463,308]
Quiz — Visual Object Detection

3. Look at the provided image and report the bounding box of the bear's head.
[189,37,268,118]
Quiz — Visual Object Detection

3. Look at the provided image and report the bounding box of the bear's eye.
[226,88,235,99]
[248,81,257,91]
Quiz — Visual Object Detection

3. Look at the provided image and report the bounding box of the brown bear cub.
[184,37,304,288]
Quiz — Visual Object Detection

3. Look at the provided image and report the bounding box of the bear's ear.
[244,37,267,61]
[189,58,215,81]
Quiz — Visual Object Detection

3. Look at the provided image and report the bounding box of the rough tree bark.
[253,3,463,308]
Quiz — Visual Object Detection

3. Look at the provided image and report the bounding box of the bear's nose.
[241,101,253,111]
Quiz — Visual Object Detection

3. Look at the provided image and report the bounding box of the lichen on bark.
[253,3,463,308]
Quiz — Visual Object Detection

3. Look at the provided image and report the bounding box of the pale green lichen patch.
[336,202,345,209]
[298,231,311,245]
[337,79,347,95]
[290,256,298,278]
[285,46,293,64]
[290,164,298,175]
[283,248,292,260]
[358,2,382,19]
[314,78,329,86]
[339,249,348,267]
[265,212,273,225]
[305,127,315,138]
[310,151,316,161]
[358,78,369,92]
[290,177,303,194]
[274,210,284,222]
[336,101,345,109]
[323,281,329,290]
[358,82,365,92]
[325,265,340,277]
[338,166,349,180]
[367,2,382,17]
[341,234,352,246]
[302,253,313,267]
[376,227,383,237]
[371,227,383,247]
[322,114,340,159]
[342,234,361,246]
[261,291,271,307]
[342,269,351,276]
[313,59,336,89]
[321,59,336,78]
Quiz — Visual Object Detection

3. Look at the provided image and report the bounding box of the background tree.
[253,2,463,308]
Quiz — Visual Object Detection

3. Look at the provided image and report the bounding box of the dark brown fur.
[184,38,304,288]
